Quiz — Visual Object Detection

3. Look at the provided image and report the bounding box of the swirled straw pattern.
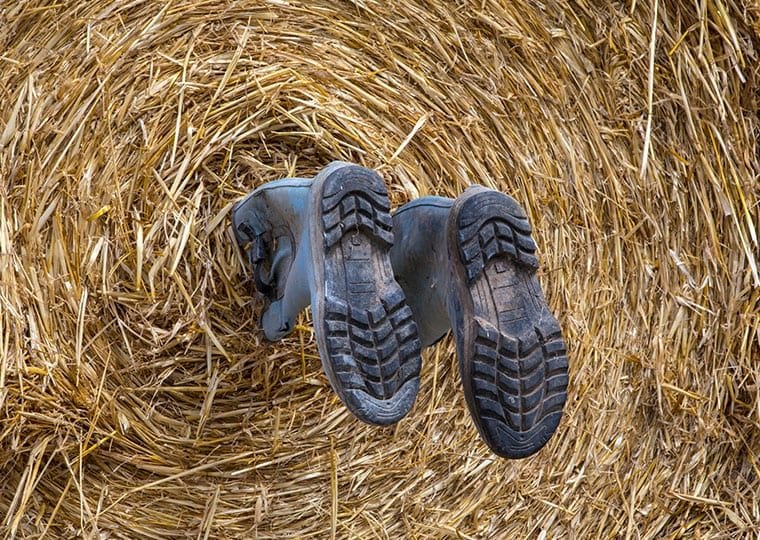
[1,0,758,537]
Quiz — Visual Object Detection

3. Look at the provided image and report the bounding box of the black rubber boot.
[232,162,422,425]
[390,187,569,458]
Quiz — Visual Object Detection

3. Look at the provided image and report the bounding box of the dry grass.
[1,0,758,538]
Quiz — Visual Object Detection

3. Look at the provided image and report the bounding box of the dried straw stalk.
[1,0,758,538]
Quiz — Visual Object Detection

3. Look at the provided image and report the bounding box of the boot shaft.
[390,197,455,347]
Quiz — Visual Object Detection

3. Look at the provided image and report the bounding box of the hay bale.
[1,0,757,537]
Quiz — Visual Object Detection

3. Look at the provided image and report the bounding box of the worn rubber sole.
[448,188,568,458]
[311,165,422,425]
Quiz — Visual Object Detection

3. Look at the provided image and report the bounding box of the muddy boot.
[232,162,422,425]
[390,187,569,458]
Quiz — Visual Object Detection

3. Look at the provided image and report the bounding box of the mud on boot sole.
[312,165,422,425]
[450,189,568,458]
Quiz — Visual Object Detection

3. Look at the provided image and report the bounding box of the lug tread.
[324,291,421,403]
[469,317,568,455]
[322,170,394,249]
[456,192,540,281]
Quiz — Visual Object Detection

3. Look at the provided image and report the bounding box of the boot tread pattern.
[454,189,568,458]
[325,292,421,401]
[471,317,568,452]
[322,169,393,249]
[318,166,422,424]
[457,192,538,281]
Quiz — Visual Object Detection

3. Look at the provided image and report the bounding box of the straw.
[1,0,758,537]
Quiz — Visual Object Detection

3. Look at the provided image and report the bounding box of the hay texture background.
[1,0,759,538]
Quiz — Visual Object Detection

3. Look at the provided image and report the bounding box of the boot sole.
[310,165,422,425]
[447,188,568,458]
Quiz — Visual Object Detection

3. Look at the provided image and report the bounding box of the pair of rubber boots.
[232,162,568,459]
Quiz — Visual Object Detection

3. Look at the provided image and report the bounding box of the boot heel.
[321,172,394,249]
[449,188,568,458]
[456,191,539,281]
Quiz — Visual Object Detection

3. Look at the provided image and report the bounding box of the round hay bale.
[1,0,758,538]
